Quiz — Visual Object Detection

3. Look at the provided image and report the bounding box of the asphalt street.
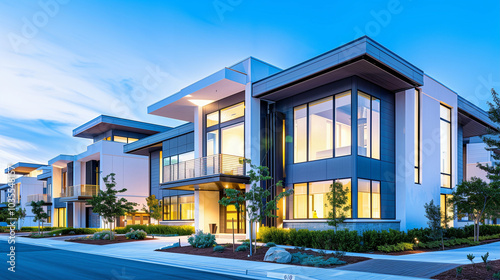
[0,241,250,280]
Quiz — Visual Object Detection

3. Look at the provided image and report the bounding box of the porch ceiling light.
[188,99,213,107]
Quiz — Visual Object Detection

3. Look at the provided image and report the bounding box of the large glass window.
[357,179,381,219]
[335,92,352,157]
[357,92,380,159]
[206,130,219,156]
[308,181,331,219]
[220,102,245,123]
[55,207,66,227]
[440,194,453,226]
[309,97,333,161]
[293,183,307,219]
[293,179,351,219]
[163,195,194,221]
[113,136,138,143]
[293,91,352,163]
[221,123,244,157]
[415,90,420,184]
[440,105,452,188]
[206,111,219,127]
[294,105,307,163]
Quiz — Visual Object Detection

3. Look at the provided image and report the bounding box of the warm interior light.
[188,99,213,107]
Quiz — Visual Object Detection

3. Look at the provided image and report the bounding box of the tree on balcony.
[219,159,293,256]
[30,201,48,235]
[87,173,137,238]
[143,195,161,225]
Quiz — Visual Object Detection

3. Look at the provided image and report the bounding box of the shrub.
[92,230,115,240]
[213,245,225,253]
[236,244,249,252]
[47,228,101,236]
[125,228,147,240]
[291,252,345,267]
[376,242,413,253]
[116,225,194,235]
[188,231,216,248]
[266,242,276,247]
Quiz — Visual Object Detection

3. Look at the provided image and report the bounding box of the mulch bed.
[156,244,370,267]
[370,238,500,256]
[65,235,151,245]
[432,259,500,280]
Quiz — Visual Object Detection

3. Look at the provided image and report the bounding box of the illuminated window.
[335,92,351,157]
[221,123,244,157]
[163,195,194,220]
[206,131,219,156]
[293,183,307,219]
[440,104,451,188]
[178,151,195,162]
[294,105,307,163]
[358,92,380,159]
[206,111,219,127]
[309,97,333,161]
[308,181,331,219]
[159,151,163,184]
[357,179,380,218]
[220,102,245,123]
[440,194,453,226]
[336,178,352,218]
[55,208,66,227]
[293,179,351,219]
[113,136,138,143]
[415,90,420,184]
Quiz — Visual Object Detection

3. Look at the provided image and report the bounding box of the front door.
[220,202,245,233]
[86,207,100,228]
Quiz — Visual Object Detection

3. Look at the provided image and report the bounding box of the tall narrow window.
[309,97,333,161]
[357,92,380,159]
[440,105,452,188]
[414,90,420,184]
[336,178,352,218]
[357,179,381,218]
[294,105,307,163]
[206,131,219,156]
[335,91,351,156]
[293,183,307,219]
[308,181,331,219]
[159,151,163,183]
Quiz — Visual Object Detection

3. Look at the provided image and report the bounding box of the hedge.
[115,225,195,235]
[47,228,102,235]
[258,225,500,252]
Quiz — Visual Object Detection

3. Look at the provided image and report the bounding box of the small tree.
[219,160,292,256]
[30,201,48,235]
[326,181,351,231]
[143,195,162,225]
[424,199,451,250]
[16,208,26,230]
[87,173,137,239]
[448,177,500,241]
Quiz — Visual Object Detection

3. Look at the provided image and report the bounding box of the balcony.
[26,194,52,205]
[60,184,99,202]
[162,154,249,191]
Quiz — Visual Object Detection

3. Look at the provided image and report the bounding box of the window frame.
[440,104,452,189]
[293,91,352,163]
[357,91,380,160]
[356,178,382,219]
[415,89,421,184]
[162,194,195,221]
[204,102,245,158]
[292,178,352,220]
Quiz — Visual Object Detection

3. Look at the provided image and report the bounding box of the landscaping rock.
[264,247,292,263]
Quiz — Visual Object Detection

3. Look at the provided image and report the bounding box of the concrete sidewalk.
[2,235,426,280]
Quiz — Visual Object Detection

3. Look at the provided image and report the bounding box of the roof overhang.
[48,155,75,168]
[73,115,171,139]
[124,123,194,156]
[252,36,424,101]
[148,68,247,122]
[4,162,46,175]
[458,95,498,138]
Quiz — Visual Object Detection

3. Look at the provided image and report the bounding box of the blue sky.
[0,0,499,182]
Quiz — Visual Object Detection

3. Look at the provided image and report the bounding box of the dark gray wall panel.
[150,150,160,199]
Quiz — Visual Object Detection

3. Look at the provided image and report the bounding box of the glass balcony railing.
[60,185,99,198]
[163,154,246,183]
[26,194,51,204]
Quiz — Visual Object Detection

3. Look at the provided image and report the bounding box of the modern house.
[2,162,51,227]
[125,36,496,235]
[47,115,171,228]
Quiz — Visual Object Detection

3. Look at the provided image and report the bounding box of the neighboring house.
[47,115,171,228]
[3,163,51,227]
[125,36,496,235]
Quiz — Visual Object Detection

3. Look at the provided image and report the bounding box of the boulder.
[264,247,292,263]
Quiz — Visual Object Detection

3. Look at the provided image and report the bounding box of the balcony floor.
[160,174,249,191]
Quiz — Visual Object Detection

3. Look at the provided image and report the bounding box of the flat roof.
[252,36,424,101]
[4,162,47,175]
[458,95,497,137]
[73,115,171,139]
[124,123,194,156]
[48,154,75,168]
